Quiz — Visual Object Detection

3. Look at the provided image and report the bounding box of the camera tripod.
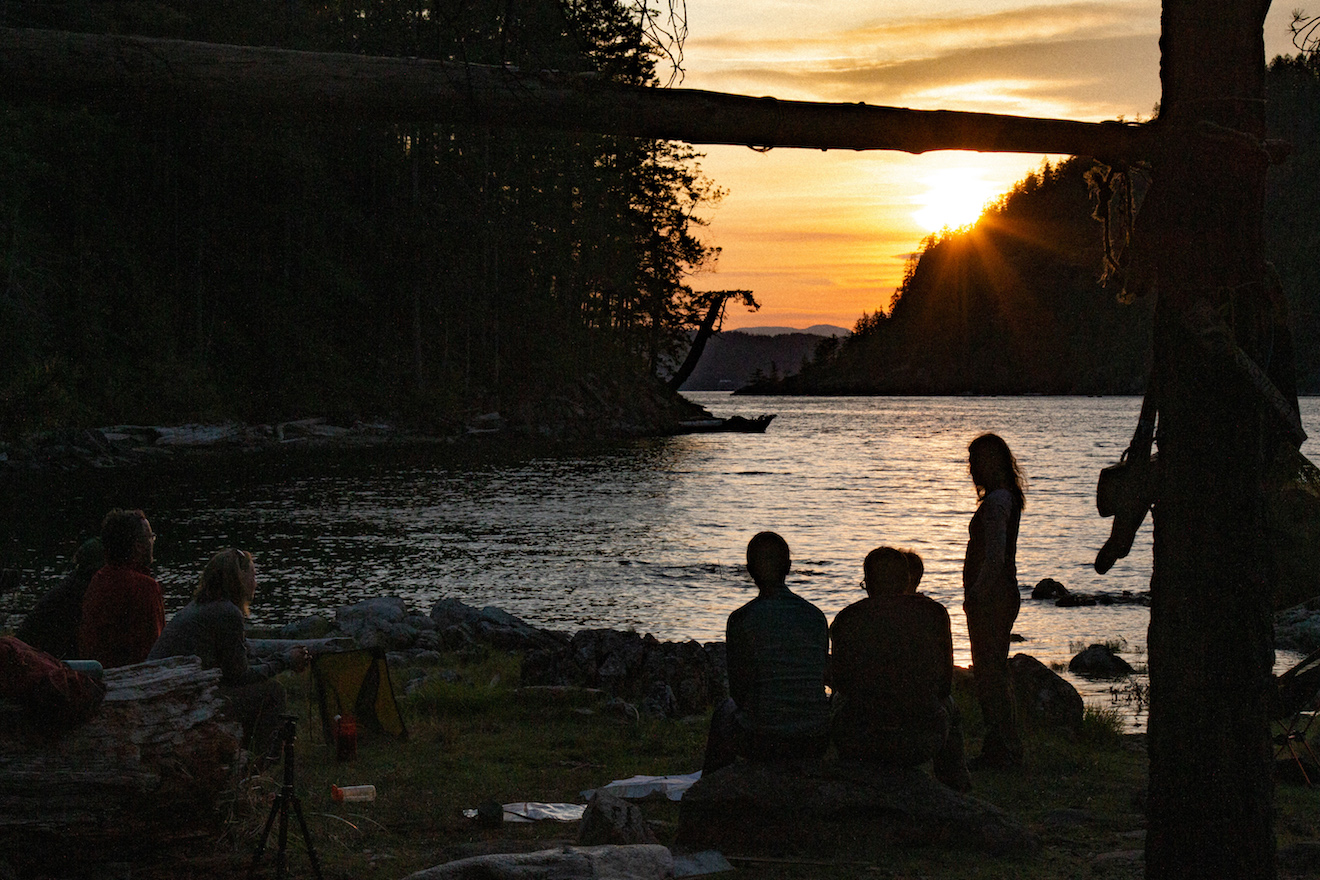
[249,715,324,880]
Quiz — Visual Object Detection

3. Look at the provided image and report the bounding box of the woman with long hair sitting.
[149,549,309,756]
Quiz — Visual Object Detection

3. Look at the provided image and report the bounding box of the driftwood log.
[0,656,241,863]
[0,26,1156,161]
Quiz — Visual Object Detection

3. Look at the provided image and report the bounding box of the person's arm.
[211,605,266,685]
[969,492,1010,599]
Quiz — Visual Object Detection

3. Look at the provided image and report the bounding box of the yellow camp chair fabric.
[310,649,407,743]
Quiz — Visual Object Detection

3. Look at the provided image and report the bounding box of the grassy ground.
[131,647,1319,880]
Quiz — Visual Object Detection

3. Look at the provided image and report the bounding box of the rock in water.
[1069,644,1135,679]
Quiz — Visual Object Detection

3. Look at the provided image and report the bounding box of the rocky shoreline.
[273,591,1320,729]
[0,374,713,473]
[264,594,1167,736]
[268,596,730,722]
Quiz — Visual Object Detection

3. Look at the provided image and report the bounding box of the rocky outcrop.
[576,790,660,847]
[1069,644,1136,679]
[335,597,440,651]
[1032,578,1069,600]
[430,599,568,653]
[1010,653,1085,730]
[676,760,1037,858]
[3,376,713,473]
[520,628,726,719]
[271,596,571,661]
[1028,578,1150,607]
[272,598,726,717]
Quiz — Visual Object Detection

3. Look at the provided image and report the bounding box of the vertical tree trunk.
[1145,2,1278,877]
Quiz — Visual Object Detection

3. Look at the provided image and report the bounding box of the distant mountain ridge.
[728,324,850,337]
[678,329,848,391]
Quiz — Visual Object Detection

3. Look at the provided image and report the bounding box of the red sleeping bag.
[0,636,107,726]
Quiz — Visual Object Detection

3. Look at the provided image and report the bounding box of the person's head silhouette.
[902,549,924,594]
[746,531,791,593]
[968,433,1026,509]
[863,546,909,598]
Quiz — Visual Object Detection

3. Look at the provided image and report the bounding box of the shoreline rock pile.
[272,596,726,719]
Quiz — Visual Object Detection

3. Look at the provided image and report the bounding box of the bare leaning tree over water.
[0,2,1303,876]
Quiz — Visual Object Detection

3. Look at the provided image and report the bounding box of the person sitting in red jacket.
[78,509,165,668]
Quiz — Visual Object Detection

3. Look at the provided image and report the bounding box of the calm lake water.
[5,394,1318,729]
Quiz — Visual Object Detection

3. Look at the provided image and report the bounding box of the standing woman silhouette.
[963,433,1026,768]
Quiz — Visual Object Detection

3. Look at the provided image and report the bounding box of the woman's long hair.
[969,433,1026,510]
[194,548,256,616]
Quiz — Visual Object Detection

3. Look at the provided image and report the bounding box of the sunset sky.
[676,1,1302,330]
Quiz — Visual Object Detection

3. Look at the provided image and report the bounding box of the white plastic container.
[331,784,376,803]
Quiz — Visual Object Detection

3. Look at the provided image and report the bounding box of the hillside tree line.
[751,51,1320,396]
[0,0,724,437]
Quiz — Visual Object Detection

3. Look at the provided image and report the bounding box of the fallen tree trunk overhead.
[0,26,1157,160]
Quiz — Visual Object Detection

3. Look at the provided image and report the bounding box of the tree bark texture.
[1145,2,1280,878]
[0,657,241,865]
[0,26,1158,160]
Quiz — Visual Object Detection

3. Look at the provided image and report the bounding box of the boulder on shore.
[1010,653,1084,730]
[577,790,660,847]
[676,760,1037,858]
[430,598,568,652]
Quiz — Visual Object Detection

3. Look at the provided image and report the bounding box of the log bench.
[0,656,242,868]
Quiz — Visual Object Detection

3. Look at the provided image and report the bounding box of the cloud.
[693,1,1155,58]
[686,2,1161,119]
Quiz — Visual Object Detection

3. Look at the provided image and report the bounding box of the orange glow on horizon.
[681,1,1300,332]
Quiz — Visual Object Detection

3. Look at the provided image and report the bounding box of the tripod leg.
[248,796,283,880]
[276,793,290,880]
[291,795,325,880]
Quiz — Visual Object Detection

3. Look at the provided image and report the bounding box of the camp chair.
[310,648,407,747]
[1271,647,1320,785]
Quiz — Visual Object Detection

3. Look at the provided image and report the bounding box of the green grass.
[137,649,1316,880]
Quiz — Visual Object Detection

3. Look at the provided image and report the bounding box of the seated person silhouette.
[702,531,831,773]
[78,509,165,668]
[830,546,970,791]
[17,538,105,659]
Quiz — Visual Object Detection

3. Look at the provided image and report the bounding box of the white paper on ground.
[461,802,587,823]
[580,770,702,802]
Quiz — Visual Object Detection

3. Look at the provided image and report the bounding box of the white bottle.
[331,784,376,803]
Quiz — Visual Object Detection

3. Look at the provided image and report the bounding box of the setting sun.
[912,167,1006,233]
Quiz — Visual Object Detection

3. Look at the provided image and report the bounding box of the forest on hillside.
[745,52,1320,396]
[0,1,723,439]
